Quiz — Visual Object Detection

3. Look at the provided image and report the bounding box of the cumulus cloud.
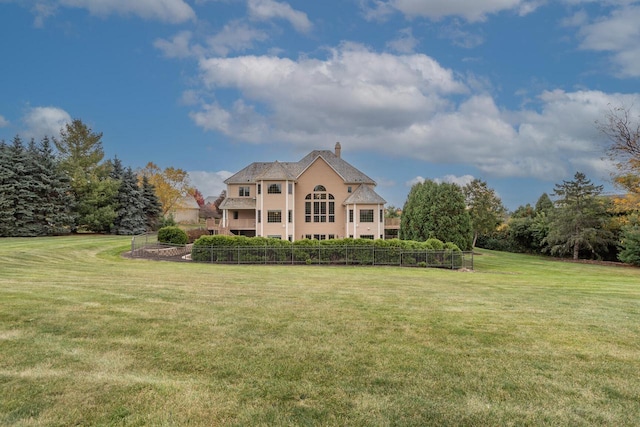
[0,115,9,128]
[247,0,312,33]
[21,106,72,139]
[207,21,269,56]
[362,0,540,22]
[576,4,640,77]
[434,174,476,186]
[24,0,195,25]
[386,27,419,53]
[188,170,234,199]
[187,42,640,182]
[59,0,195,23]
[154,31,197,59]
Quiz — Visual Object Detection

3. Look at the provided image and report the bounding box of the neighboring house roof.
[218,198,257,210]
[224,148,376,185]
[204,196,218,205]
[343,184,386,205]
[175,196,200,209]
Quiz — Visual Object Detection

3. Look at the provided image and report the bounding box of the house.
[214,143,388,241]
[169,196,200,224]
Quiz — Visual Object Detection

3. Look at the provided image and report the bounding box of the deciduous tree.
[463,179,506,248]
[138,162,192,216]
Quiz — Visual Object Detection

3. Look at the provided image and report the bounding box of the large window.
[267,210,282,223]
[239,186,250,197]
[305,185,335,223]
[360,209,374,223]
[268,183,281,194]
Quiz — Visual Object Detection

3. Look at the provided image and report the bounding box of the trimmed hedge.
[191,235,463,267]
[158,226,188,245]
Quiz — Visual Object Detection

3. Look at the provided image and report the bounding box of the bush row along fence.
[131,234,473,269]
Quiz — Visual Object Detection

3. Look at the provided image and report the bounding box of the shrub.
[186,228,209,244]
[158,226,188,245]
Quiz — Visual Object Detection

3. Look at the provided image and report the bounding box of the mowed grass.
[1,236,639,426]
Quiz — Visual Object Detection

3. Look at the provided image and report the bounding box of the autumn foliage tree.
[138,162,192,216]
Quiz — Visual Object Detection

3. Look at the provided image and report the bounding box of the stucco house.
[169,196,200,224]
[214,143,389,241]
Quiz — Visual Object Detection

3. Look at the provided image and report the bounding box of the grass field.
[1,236,639,426]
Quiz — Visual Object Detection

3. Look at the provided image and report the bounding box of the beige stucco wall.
[222,154,385,240]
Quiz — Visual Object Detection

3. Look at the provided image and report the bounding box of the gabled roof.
[224,148,376,185]
[218,198,256,210]
[255,160,297,181]
[343,184,386,205]
[175,196,200,209]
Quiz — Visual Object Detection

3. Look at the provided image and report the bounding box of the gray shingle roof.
[224,149,376,185]
[218,198,256,210]
[343,184,386,205]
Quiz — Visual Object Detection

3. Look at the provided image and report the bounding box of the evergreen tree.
[53,119,116,232]
[400,180,473,250]
[31,137,75,235]
[544,172,615,260]
[0,140,15,236]
[112,167,146,235]
[140,175,162,231]
[7,137,38,236]
[618,215,640,266]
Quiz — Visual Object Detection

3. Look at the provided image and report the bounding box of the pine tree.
[112,167,146,235]
[33,137,75,235]
[8,137,38,236]
[0,140,14,236]
[544,172,615,260]
[140,175,162,231]
[53,119,116,233]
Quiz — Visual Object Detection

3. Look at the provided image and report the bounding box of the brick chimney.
[335,141,341,158]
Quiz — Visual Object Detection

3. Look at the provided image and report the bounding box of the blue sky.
[1,0,640,210]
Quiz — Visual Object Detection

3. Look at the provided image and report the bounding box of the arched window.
[305,185,335,223]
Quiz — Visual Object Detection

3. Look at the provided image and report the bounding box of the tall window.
[288,210,292,223]
[257,210,261,223]
[258,184,261,195]
[360,209,374,222]
[349,209,354,223]
[239,186,250,197]
[288,182,293,194]
[267,210,281,223]
[305,185,335,223]
[268,183,281,194]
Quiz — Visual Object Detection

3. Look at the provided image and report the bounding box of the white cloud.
[207,21,269,56]
[575,4,640,77]
[247,0,312,33]
[434,174,475,186]
[21,106,72,139]
[59,0,195,23]
[187,43,640,183]
[0,115,9,128]
[188,170,233,199]
[154,31,197,59]
[386,27,419,53]
[363,0,540,22]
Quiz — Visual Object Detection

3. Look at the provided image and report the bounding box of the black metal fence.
[131,233,473,269]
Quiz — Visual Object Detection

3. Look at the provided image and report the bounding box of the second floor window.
[305,185,334,223]
[268,183,282,194]
[239,186,250,197]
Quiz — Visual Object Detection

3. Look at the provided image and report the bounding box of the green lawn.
[1,236,639,426]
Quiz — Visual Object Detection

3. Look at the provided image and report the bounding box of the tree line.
[398,106,640,265]
[0,119,170,236]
